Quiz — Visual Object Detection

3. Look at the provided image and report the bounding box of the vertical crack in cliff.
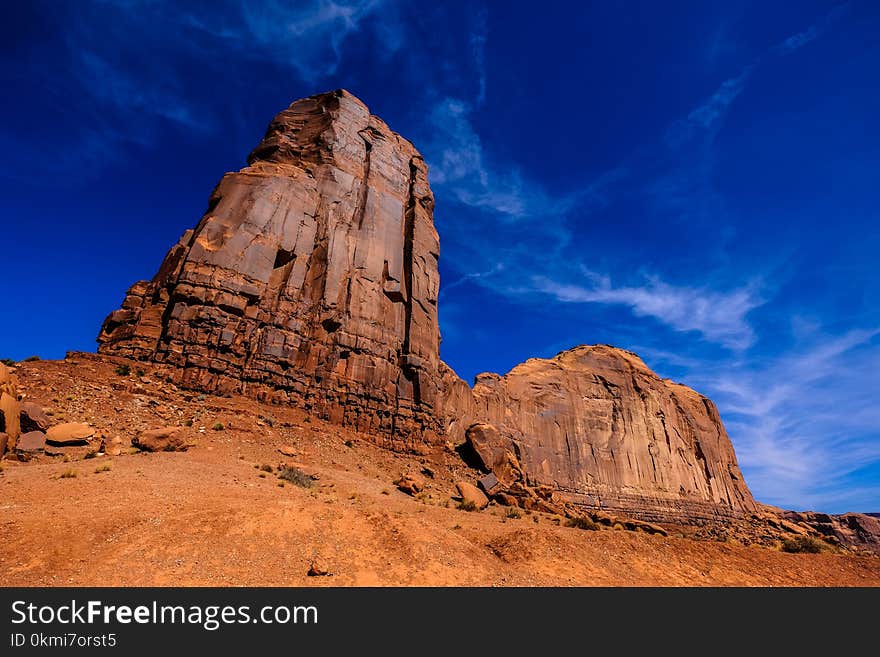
[401,158,417,357]
[694,439,713,486]
[399,158,420,405]
[355,129,373,229]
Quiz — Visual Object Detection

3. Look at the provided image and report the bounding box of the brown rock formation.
[98,90,442,447]
[448,345,757,522]
[97,90,757,524]
[781,510,880,554]
[0,362,21,454]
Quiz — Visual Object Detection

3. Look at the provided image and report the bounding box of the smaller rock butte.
[444,345,757,522]
[96,89,758,523]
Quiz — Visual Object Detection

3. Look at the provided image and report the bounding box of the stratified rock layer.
[98,90,441,447]
[445,345,757,522]
[98,90,757,523]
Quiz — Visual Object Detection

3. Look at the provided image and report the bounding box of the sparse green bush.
[135,367,146,378]
[565,516,599,531]
[23,355,41,362]
[212,422,224,431]
[94,464,111,474]
[278,466,314,488]
[260,464,273,473]
[0,358,16,366]
[59,469,77,479]
[83,451,98,460]
[115,364,131,376]
[457,500,478,512]
[506,508,522,519]
[343,440,354,448]
[781,535,825,554]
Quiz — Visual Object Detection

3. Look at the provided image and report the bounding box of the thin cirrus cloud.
[7,0,398,181]
[188,0,395,82]
[533,275,764,351]
[687,328,880,511]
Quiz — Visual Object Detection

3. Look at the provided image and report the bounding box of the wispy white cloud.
[440,263,505,298]
[534,273,764,350]
[772,3,849,56]
[73,50,202,132]
[663,61,758,153]
[192,0,393,82]
[426,97,562,218]
[470,7,488,106]
[685,327,880,512]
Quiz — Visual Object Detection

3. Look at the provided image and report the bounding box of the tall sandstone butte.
[98,90,443,447]
[99,89,756,521]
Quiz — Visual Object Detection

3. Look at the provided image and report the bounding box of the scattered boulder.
[533,498,565,515]
[465,423,521,486]
[0,362,12,386]
[19,402,51,433]
[46,423,94,446]
[0,391,21,450]
[278,445,297,457]
[493,492,520,507]
[394,474,422,496]
[478,472,502,496]
[455,481,489,510]
[132,427,187,452]
[16,431,46,453]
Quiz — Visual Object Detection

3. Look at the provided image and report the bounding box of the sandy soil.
[2,355,878,587]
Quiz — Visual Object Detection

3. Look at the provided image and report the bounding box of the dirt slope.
[2,355,877,587]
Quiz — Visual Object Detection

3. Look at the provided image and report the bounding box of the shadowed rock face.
[98,90,442,447]
[99,89,756,522]
[443,345,757,521]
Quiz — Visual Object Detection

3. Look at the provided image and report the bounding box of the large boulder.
[464,422,521,486]
[16,431,46,453]
[0,392,20,451]
[132,427,187,452]
[455,481,489,509]
[46,423,94,446]
[20,402,51,433]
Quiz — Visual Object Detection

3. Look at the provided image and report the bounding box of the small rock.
[478,472,502,496]
[455,481,489,509]
[132,427,187,452]
[20,402,51,433]
[493,492,520,507]
[307,557,331,576]
[278,445,297,457]
[395,474,422,496]
[46,422,94,446]
[533,498,565,515]
[16,431,47,453]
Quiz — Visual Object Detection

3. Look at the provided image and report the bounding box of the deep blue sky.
[2,1,878,513]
